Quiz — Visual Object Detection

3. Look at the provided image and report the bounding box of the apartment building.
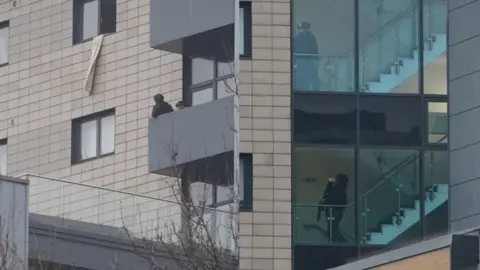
[0,0,456,269]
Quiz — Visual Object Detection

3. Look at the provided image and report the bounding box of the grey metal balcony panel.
[150,0,235,54]
[149,96,236,176]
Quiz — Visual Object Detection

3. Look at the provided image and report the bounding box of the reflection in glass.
[423,150,448,239]
[358,148,420,245]
[80,120,97,160]
[217,78,236,99]
[295,245,358,270]
[83,0,99,41]
[428,102,447,143]
[0,143,6,175]
[239,7,245,56]
[292,0,354,92]
[359,96,421,146]
[423,0,447,95]
[192,88,214,106]
[191,58,214,85]
[294,94,356,145]
[294,147,355,245]
[100,115,115,155]
[359,0,419,94]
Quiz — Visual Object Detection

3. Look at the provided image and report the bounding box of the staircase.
[360,150,448,245]
[364,184,448,245]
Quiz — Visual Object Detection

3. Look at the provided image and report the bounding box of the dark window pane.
[240,153,252,211]
[0,22,8,65]
[428,101,448,144]
[100,0,116,34]
[239,1,252,58]
[358,148,420,246]
[294,94,356,145]
[424,150,448,239]
[359,0,419,94]
[359,96,421,146]
[0,141,6,175]
[293,0,354,92]
[294,147,355,245]
[82,0,99,40]
[294,245,358,270]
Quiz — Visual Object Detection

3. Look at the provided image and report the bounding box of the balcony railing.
[18,173,237,251]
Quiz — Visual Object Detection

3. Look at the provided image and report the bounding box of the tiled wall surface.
[238,0,291,269]
[0,0,292,269]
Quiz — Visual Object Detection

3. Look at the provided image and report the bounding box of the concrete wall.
[448,0,480,231]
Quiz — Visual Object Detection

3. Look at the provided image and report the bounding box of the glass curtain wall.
[292,0,447,269]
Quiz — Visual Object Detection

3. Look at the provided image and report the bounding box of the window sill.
[72,32,114,46]
[71,152,114,165]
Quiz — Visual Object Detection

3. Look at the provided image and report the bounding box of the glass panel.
[359,0,419,94]
[217,78,236,99]
[293,0,354,92]
[423,0,447,95]
[358,149,420,246]
[100,115,115,155]
[428,102,448,143]
[83,0,99,40]
[423,150,448,239]
[294,245,358,270]
[294,147,355,245]
[191,58,214,85]
[190,182,213,206]
[239,7,245,56]
[0,143,6,175]
[359,96,421,146]
[217,61,234,77]
[80,120,98,160]
[294,94,356,145]
[192,87,214,106]
[0,25,8,65]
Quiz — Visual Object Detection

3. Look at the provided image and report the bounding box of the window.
[72,109,115,164]
[185,57,235,106]
[294,94,357,145]
[0,21,9,66]
[427,101,448,144]
[240,153,252,211]
[359,96,422,146]
[73,0,116,44]
[239,1,252,58]
[0,139,6,175]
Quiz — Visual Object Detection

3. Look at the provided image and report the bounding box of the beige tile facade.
[371,248,450,270]
[0,0,292,269]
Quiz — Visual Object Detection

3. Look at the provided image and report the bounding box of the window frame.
[0,20,9,66]
[239,1,252,59]
[73,0,116,44]
[184,56,235,106]
[0,138,6,175]
[71,109,115,164]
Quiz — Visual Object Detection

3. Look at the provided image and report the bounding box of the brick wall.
[238,0,292,269]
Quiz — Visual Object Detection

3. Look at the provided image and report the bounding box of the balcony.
[148,96,237,178]
[150,0,235,60]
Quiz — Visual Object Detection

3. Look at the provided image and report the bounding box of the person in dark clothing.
[151,94,173,118]
[294,21,321,91]
[317,173,348,242]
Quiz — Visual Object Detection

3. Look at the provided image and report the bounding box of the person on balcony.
[317,173,348,242]
[151,94,173,118]
[294,21,321,91]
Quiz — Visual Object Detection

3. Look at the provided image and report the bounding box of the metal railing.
[18,173,235,243]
